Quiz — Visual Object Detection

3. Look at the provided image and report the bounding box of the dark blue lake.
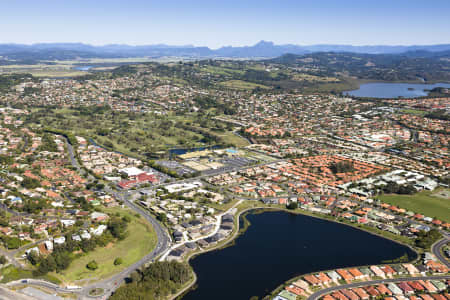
[344,82,450,98]
[182,210,416,300]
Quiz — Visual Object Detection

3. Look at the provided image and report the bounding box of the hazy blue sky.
[2,0,449,47]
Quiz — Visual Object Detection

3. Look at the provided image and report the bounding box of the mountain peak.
[254,40,275,47]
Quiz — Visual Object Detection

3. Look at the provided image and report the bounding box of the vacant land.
[0,265,61,284]
[220,80,270,90]
[217,131,249,147]
[53,208,157,284]
[379,189,450,222]
[401,109,428,116]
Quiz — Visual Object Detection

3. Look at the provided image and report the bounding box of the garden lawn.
[54,211,157,284]
[378,189,450,222]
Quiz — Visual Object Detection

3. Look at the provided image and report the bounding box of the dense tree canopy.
[110,261,191,300]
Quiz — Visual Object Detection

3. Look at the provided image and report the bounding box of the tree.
[5,237,21,249]
[287,202,298,210]
[110,261,191,300]
[27,251,41,265]
[0,255,7,265]
[415,229,441,249]
[21,177,41,189]
[157,213,167,223]
[114,257,123,266]
[87,260,98,270]
[108,217,129,240]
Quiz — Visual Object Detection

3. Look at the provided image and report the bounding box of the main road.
[6,189,171,299]
[4,137,172,298]
[77,188,171,298]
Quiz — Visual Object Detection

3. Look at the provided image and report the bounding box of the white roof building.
[25,247,39,255]
[81,231,91,240]
[54,236,66,245]
[90,224,107,236]
[44,240,53,251]
[120,167,144,177]
[61,219,75,227]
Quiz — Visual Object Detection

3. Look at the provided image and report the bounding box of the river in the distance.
[344,82,450,98]
[182,210,416,300]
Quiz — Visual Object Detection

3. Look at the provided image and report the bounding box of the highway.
[307,275,450,300]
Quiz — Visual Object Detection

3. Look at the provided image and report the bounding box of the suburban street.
[307,275,450,300]
[432,235,450,268]
[2,139,448,300]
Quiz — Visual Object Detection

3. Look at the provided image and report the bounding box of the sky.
[1,0,450,48]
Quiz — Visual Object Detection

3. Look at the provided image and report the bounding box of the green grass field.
[220,80,270,90]
[0,265,61,284]
[53,208,157,284]
[400,109,428,116]
[378,189,450,222]
[216,131,249,147]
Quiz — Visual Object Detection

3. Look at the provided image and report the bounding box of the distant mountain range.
[1,41,450,61]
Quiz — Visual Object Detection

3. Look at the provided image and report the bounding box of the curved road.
[432,235,450,268]
[5,137,448,299]
[4,138,172,299]
[78,190,171,298]
[306,233,450,300]
[6,191,171,299]
[307,275,450,300]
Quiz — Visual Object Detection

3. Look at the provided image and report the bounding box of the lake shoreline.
[344,81,450,98]
[175,204,419,300]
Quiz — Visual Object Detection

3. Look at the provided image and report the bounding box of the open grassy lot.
[378,189,450,222]
[215,131,249,147]
[200,65,245,76]
[220,80,270,90]
[0,265,61,284]
[53,208,157,284]
[400,109,428,116]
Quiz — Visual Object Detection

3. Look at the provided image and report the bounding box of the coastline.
[169,203,419,300]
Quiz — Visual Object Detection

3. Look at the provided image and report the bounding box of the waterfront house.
[348,268,364,280]
[292,279,310,291]
[326,271,342,283]
[370,265,385,278]
[336,269,354,282]
[402,263,419,275]
[304,274,321,286]
[285,285,307,297]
